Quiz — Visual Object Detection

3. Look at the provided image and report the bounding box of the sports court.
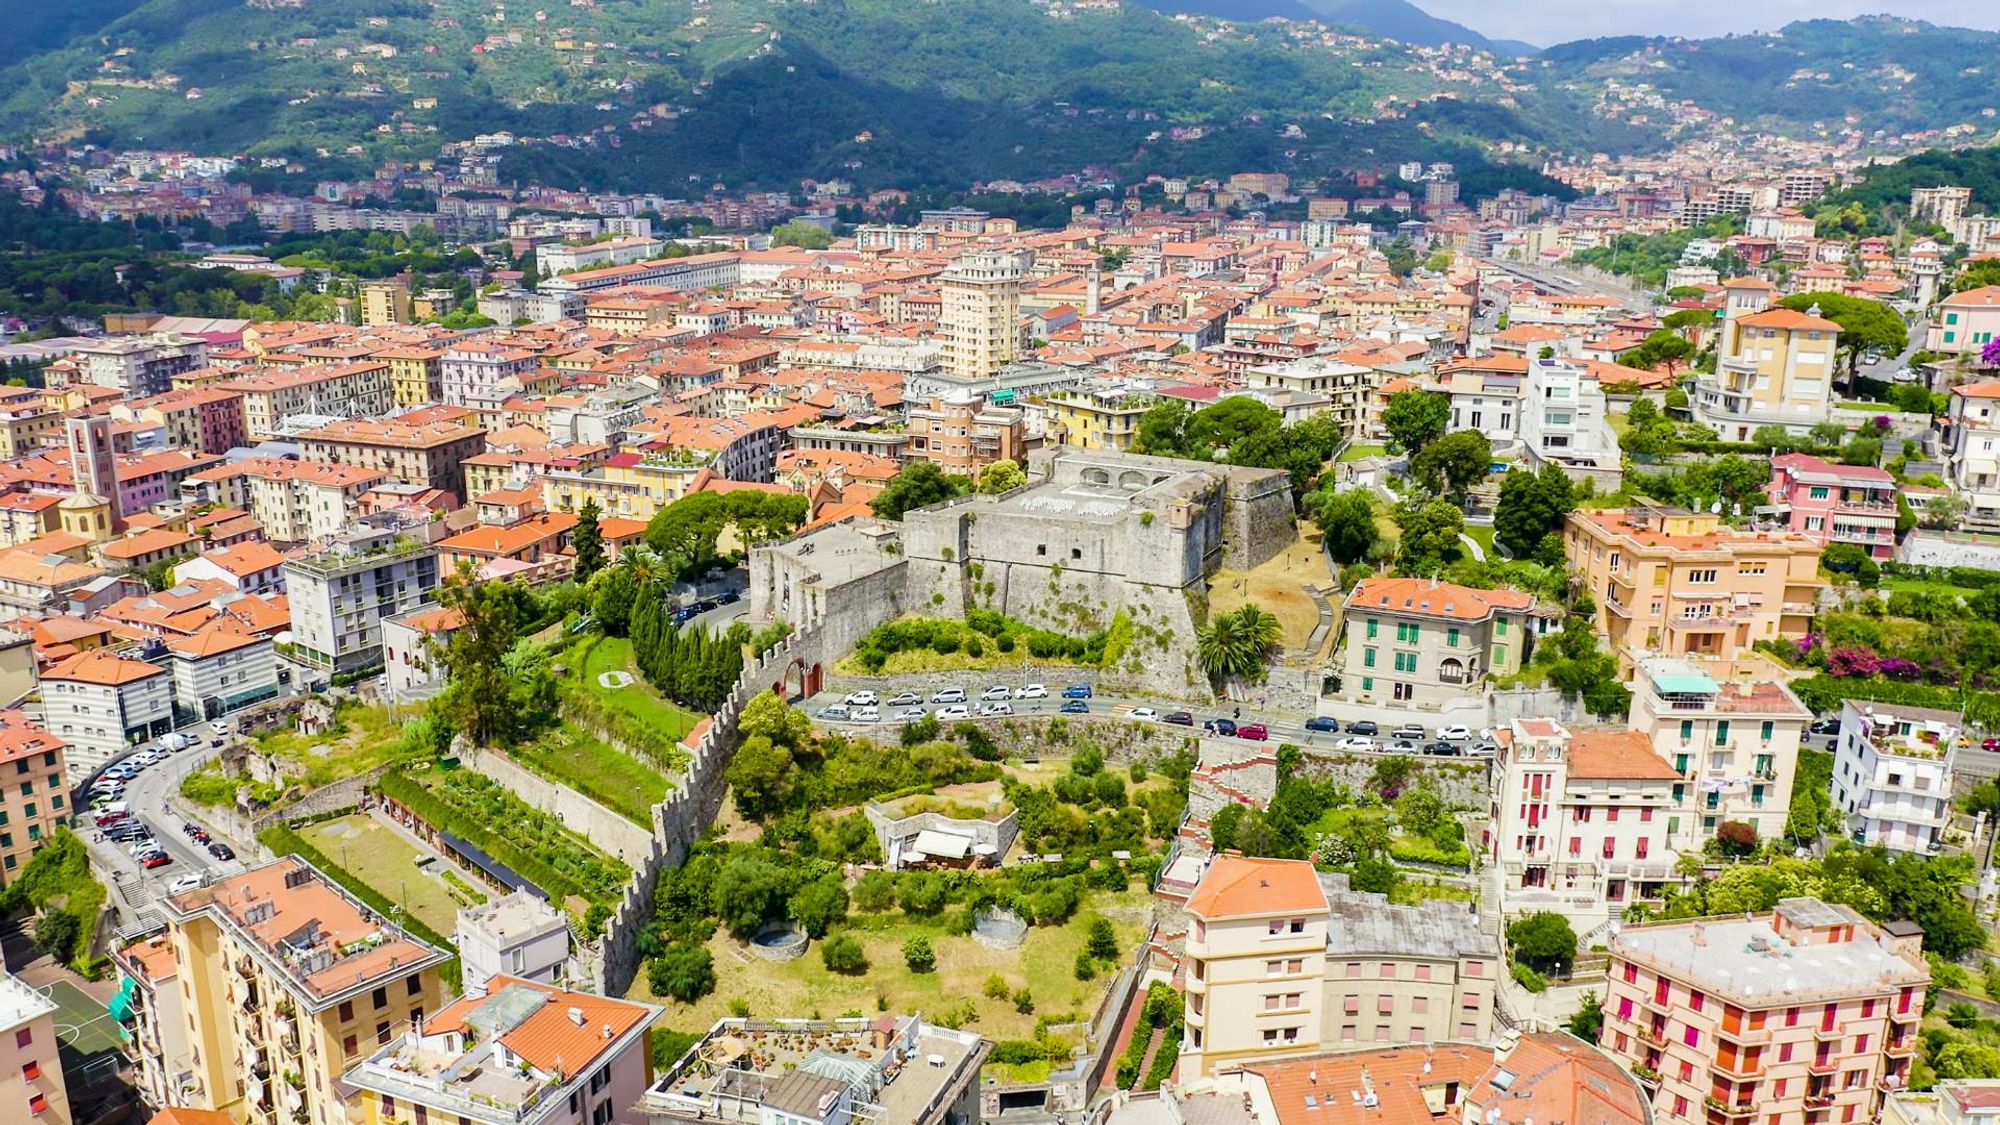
[46,977,127,1060]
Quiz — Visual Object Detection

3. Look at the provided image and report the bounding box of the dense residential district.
[26,105,2000,1125]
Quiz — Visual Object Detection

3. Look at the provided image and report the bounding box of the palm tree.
[1195,616,1248,682]
[1231,605,1283,654]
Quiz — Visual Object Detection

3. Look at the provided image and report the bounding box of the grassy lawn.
[834,645,1093,678]
[511,725,670,826]
[1207,525,1333,651]
[258,700,420,788]
[297,814,463,936]
[630,889,1153,1040]
[1606,410,1631,438]
[568,635,702,743]
[1463,524,1496,556]
[1882,577,1978,602]
[1339,443,1389,463]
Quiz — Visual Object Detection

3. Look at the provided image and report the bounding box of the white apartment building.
[455,892,572,998]
[1945,381,2000,527]
[1627,657,1810,849]
[70,333,209,398]
[165,627,280,724]
[38,647,175,779]
[1487,719,1682,936]
[1521,358,1618,478]
[1244,357,1377,439]
[282,523,442,672]
[1831,700,1959,854]
[940,250,1029,381]
[1441,369,1522,447]
[380,605,460,703]
[537,235,665,277]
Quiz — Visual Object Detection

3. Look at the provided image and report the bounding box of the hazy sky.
[1416,0,2000,46]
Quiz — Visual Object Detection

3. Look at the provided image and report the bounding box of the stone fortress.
[750,446,1295,689]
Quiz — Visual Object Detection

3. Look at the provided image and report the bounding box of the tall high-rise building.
[940,250,1029,381]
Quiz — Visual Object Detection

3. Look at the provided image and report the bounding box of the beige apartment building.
[160,856,451,1125]
[1,970,69,1125]
[375,346,446,408]
[1628,657,1811,849]
[0,711,69,880]
[905,392,1025,475]
[299,417,489,505]
[1691,277,1841,440]
[1178,855,1498,1079]
[218,362,395,442]
[1566,506,1824,671]
[115,932,195,1110]
[1928,285,2000,357]
[359,279,411,327]
[1335,577,1538,707]
[0,386,62,458]
[940,249,1028,381]
[1600,898,1926,1124]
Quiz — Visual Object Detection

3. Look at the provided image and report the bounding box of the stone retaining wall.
[462,746,655,866]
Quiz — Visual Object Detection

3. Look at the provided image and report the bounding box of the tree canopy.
[1381,390,1450,455]
[871,461,972,519]
[1775,291,1907,376]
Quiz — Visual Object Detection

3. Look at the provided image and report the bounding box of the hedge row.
[260,823,462,995]
[1880,562,2000,593]
[1788,675,2000,727]
[374,769,623,905]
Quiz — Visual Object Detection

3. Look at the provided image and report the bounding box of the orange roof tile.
[1345,577,1534,622]
[1566,730,1680,781]
[1248,1043,1496,1125]
[420,976,654,1075]
[1185,855,1328,919]
[43,647,168,687]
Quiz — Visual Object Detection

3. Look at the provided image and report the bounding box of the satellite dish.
[1709,501,1723,514]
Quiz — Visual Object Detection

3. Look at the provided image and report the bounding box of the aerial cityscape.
[12,2,2000,1125]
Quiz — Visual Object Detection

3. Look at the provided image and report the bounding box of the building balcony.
[1808,1055,1839,1074]
[1718,1022,1771,1047]
[1804,1093,1835,1110]
[1637,1026,1668,1047]
[1886,1036,1916,1057]
[1704,1095,1759,1119]
[1712,1053,1763,1080]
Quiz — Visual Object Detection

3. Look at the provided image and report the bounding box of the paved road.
[801,679,1494,758]
[1486,259,1652,314]
[81,726,250,929]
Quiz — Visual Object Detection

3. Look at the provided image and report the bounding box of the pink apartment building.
[1766,453,1899,559]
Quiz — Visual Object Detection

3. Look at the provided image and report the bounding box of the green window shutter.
[1680,719,1693,741]
[1496,618,1507,636]
[1492,644,1506,666]
[1362,677,1374,692]
[1367,619,1378,639]
[1716,720,1730,744]
[1760,720,1773,741]
[1364,647,1376,668]
[1447,627,1460,647]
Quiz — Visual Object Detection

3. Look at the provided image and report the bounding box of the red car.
[1237,723,1269,741]
[1983,737,2000,752]
[142,853,172,869]
[95,811,129,828]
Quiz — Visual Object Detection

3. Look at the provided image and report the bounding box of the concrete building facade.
[1335,577,1537,707]
[1831,700,1959,854]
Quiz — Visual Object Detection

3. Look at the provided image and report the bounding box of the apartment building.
[1177,855,1498,1079]
[113,387,248,455]
[1439,364,1524,446]
[1765,453,1899,559]
[904,392,1025,475]
[1048,388,1156,453]
[115,933,194,1110]
[166,626,280,723]
[455,892,570,997]
[299,417,489,506]
[0,386,62,458]
[1628,657,1810,848]
[358,279,411,327]
[1913,185,1974,229]
[1885,1080,2000,1124]
[218,362,395,443]
[71,333,210,397]
[37,648,174,779]
[939,249,1028,381]
[1244,358,1377,439]
[376,346,447,407]
[537,234,665,276]
[440,342,540,406]
[343,977,660,1125]
[1335,577,1537,707]
[159,856,451,1125]
[1567,506,1824,669]
[381,605,461,703]
[1691,278,1840,440]
[1522,357,1618,478]
[0,970,68,1125]
[1928,286,2000,356]
[1488,719,1681,934]
[1946,381,2000,526]
[0,712,70,879]
[1832,700,1960,855]
[182,458,386,546]
[1600,897,1926,1124]
[282,523,442,671]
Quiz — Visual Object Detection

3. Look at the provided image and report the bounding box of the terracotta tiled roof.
[1345,577,1534,622]
[1566,730,1680,781]
[420,976,653,1075]
[1247,1043,1495,1125]
[1186,855,1328,919]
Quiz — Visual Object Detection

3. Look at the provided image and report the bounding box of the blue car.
[1304,716,1340,733]
[1062,684,1093,699]
[1060,700,1090,714]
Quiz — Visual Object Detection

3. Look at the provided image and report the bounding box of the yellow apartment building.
[1691,277,1842,440]
[376,347,446,408]
[1048,389,1156,453]
[1566,506,1824,672]
[159,856,450,1125]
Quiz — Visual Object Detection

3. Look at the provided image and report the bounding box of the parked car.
[1391,723,1426,740]
[1466,740,1500,758]
[888,691,922,707]
[852,706,881,723]
[1016,684,1048,700]
[816,704,852,721]
[934,704,971,720]
[1206,718,1238,737]
[1437,725,1472,741]
[208,842,235,861]
[843,690,880,707]
[1237,723,1270,741]
[1125,707,1160,722]
[1985,737,2000,753]
[1388,739,1420,754]
[978,701,1014,717]
[142,853,173,870]
[1163,711,1194,727]
[893,708,928,723]
[1059,700,1091,714]
[1808,717,1842,736]
[169,875,203,894]
[94,809,130,827]
[1348,720,1380,736]
[1304,716,1340,733]
[209,720,232,736]
[1335,736,1376,752]
[980,685,1012,701]
[1062,684,1093,699]
[1426,742,1462,756]
[931,686,967,704]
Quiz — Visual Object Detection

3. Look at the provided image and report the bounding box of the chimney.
[568,1007,585,1026]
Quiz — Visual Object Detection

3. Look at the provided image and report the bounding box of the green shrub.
[649,944,716,1003]
[821,933,868,974]
[903,936,936,973]
[376,768,628,903]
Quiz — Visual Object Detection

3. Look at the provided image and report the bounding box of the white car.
[980,685,1012,701]
[1437,725,1472,741]
[1335,736,1377,752]
[816,704,852,722]
[843,690,880,707]
[1125,707,1160,722]
[935,704,971,721]
[931,686,966,704]
[978,701,1014,717]
[893,708,928,722]
[852,706,881,723]
[1016,684,1048,700]
[168,874,203,894]
[209,720,232,736]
